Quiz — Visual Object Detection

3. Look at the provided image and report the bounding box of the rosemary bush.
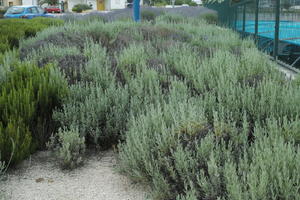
[0,63,68,164]
[0,18,63,53]
[0,153,5,178]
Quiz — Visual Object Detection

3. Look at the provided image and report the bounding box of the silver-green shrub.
[0,50,19,83]
[224,132,300,200]
[119,97,300,199]
[54,81,129,146]
[16,15,300,199]
[48,127,85,169]
[114,17,300,200]
[53,42,129,146]
[293,74,300,87]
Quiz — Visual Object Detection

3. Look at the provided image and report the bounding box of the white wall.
[110,0,126,9]
[67,0,136,11]
[104,0,111,10]
[108,0,143,10]
[87,0,96,10]
[22,0,38,5]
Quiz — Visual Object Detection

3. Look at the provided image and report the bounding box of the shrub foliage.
[0,63,68,164]
[72,4,92,13]
[0,18,63,53]
[1,13,300,199]
[48,127,86,169]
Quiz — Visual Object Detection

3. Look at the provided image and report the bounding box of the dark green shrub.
[173,0,197,6]
[72,7,83,13]
[72,4,91,13]
[154,2,167,6]
[174,0,184,5]
[0,7,7,19]
[0,40,9,54]
[0,119,31,165]
[0,154,4,175]
[0,153,5,178]
[188,1,198,6]
[0,18,63,53]
[30,17,64,26]
[0,63,68,164]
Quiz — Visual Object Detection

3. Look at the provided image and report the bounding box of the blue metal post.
[133,0,140,22]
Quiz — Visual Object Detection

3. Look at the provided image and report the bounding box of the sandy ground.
[0,150,148,200]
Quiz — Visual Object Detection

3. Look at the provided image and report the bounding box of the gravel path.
[0,150,148,200]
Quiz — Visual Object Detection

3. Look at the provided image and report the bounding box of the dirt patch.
[1,150,148,200]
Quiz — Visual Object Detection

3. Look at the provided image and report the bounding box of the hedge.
[0,18,63,53]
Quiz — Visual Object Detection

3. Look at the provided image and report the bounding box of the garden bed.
[1,11,300,200]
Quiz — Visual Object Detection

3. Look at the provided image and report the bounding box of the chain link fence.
[206,0,300,69]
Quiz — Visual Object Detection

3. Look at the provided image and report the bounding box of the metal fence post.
[243,4,246,33]
[234,7,238,30]
[273,0,280,58]
[255,0,259,41]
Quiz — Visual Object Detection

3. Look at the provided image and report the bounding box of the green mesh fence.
[205,0,300,69]
[205,0,237,27]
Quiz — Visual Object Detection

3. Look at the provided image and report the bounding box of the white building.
[22,0,38,5]
[65,0,127,11]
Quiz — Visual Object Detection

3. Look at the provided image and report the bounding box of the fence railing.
[205,0,300,69]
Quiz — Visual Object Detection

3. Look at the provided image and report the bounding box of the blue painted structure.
[236,20,300,46]
[133,0,140,22]
[236,20,300,66]
[205,0,300,67]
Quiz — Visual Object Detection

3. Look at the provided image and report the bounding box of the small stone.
[48,179,54,183]
[35,178,44,183]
